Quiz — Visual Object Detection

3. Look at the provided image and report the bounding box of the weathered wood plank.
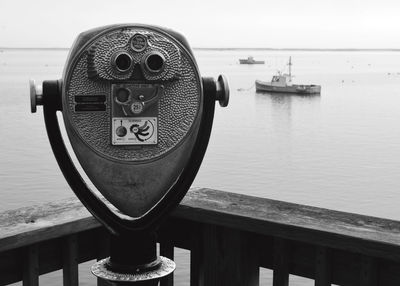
[0,248,22,285]
[189,223,205,286]
[194,224,259,286]
[176,188,400,262]
[0,197,99,252]
[272,237,289,286]
[378,260,400,285]
[359,256,378,286]
[3,188,400,263]
[62,234,79,286]
[190,231,202,286]
[314,246,330,286]
[22,244,39,286]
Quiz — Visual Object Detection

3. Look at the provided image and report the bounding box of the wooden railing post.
[315,246,331,286]
[62,234,79,286]
[359,256,378,286]
[22,244,39,286]
[190,225,203,286]
[192,224,259,286]
[273,237,290,286]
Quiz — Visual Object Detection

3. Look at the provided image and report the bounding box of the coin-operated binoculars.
[30,24,229,285]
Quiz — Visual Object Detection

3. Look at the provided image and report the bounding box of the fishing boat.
[255,57,321,94]
[239,56,265,65]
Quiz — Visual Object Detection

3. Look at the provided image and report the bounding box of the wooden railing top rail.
[0,197,98,252]
[1,187,400,261]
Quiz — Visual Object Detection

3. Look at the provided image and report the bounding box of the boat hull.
[255,80,321,94]
[239,59,265,64]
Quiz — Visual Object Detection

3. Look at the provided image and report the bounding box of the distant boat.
[255,57,321,94]
[239,56,265,65]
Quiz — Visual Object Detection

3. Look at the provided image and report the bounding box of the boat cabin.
[270,74,292,87]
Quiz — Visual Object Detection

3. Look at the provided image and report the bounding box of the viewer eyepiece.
[144,52,165,73]
[113,52,132,72]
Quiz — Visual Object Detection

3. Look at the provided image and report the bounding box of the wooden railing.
[2,187,400,285]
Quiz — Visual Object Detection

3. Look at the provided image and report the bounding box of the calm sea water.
[1,49,400,285]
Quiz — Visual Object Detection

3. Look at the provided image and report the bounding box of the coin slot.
[115,88,131,104]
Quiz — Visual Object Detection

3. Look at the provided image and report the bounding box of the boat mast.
[288,56,292,81]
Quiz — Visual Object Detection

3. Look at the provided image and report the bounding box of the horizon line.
[1,47,400,52]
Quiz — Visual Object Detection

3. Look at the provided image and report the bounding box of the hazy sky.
[1,0,400,48]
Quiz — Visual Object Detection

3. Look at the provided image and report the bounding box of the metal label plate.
[112,117,157,145]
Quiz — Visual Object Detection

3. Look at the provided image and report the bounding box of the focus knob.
[216,75,229,107]
[30,79,43,113]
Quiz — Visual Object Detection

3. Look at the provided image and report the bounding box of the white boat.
[239,56,265,65]
[255,57,321,94]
